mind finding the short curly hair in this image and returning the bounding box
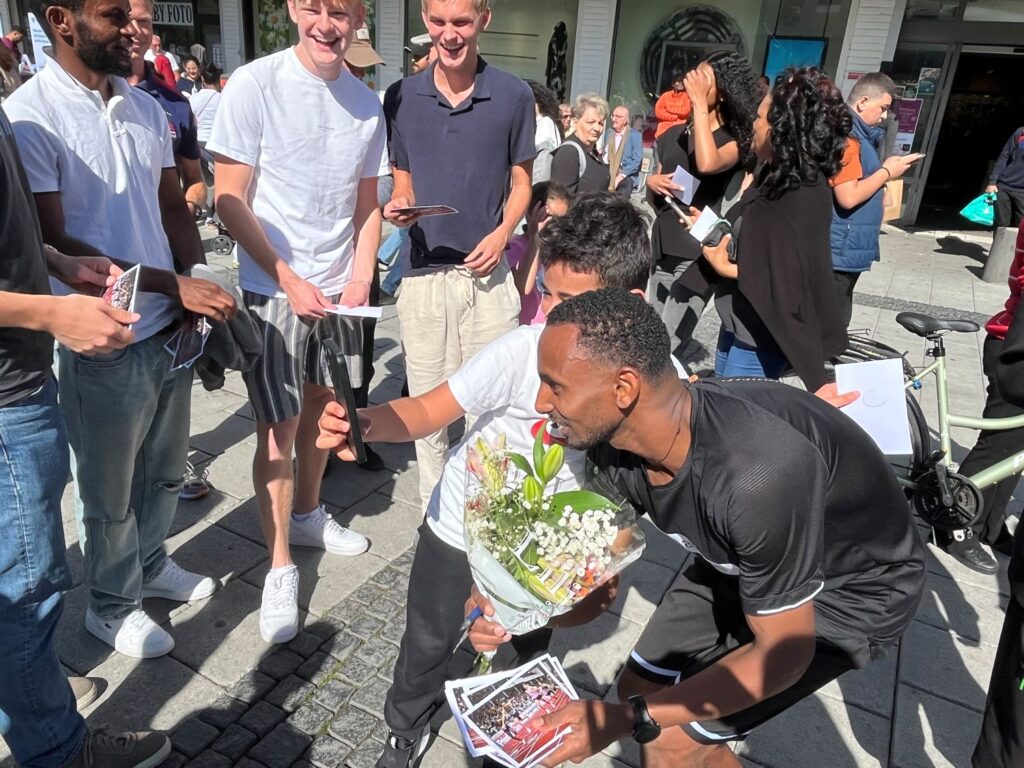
[706,51,763,172]
[526,79,561,127]
[545,288,673,380]
[761,67,851,200]
[539,192,651,292]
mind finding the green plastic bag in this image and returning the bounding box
[960,193,996,227]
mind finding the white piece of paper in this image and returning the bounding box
[834,358,913,455]
[326,305,384,320]
[670,166,701,205]
[687,207,723,242]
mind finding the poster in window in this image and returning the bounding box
[763,38,827,84]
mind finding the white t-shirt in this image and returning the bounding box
[189,88,221,144]
[144,49,179,71]
[4,59,178,342]
[431,325,589,551]
[206,48,387,297]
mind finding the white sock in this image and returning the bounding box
[268,564,296,576]
[291,507,318,522]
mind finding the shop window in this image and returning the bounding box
[254,0,295,56]
[963,0,1024,21]
[639,7,745,103]
[904,0,961,19]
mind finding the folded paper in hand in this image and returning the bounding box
[326,305,383,320]
[670,166,701,205]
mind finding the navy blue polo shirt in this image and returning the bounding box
[385,58,535,269]
[135,62,200,162]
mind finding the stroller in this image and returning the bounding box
[199,146,236,257]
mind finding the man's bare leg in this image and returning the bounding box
[253,417,300,568]
[618,667,741,768]
[294,383,333,515]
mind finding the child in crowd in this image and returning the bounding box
[506,181,573,325]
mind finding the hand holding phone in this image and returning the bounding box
[322,337,367,465]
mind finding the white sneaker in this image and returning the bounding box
[260,565,300,644]
[141,558,218,602]
[289,506,369,556]
[86,608,174,658]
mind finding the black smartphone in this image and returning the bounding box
[703,220,737,263]
[322,337,367,465]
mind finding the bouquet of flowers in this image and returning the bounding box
[463,423,645,636]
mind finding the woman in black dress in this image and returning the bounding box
[700,68,850,389]
[644,52,761,363]
[549,92,611,195]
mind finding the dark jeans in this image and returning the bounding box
[995,186,1024,229]
[954,334,1024,544]
[832,270,861,329]
[384,524,552,741]
[972,525,1024,767]
[0,379,87,767]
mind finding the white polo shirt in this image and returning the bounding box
[4,59,178,342]
[206,48,387,298]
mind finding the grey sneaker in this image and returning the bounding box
[67,728,170,767]
[375,729,430,768]
[69,676,98,710]
[179,461,210,501]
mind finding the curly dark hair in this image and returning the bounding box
[705,51,762,172]
[761,67,851,200]
[545,288,673,380]
[539,192,651,292]
[526,79,561,128]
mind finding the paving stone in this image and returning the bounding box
[210,724,258,762]
[185,750,233,768]
[390,547,415,574]
[248,722,315,766]
[326,599,367,626]
[548,611,643,697]
[355,634,397,669]
[333,492,423,560]
[294,761,314,768]
[313,678,355,713]
[288,701,334,736]
[369,720,388,743]
[899,621,990,713]
[344,739,384,768]
[290,630,327,658]
[307,735,352,768]
[234,760,267,768]
[258,648,305,680]
[161,519,266,590]
[297,651,340,684]
[368,566,408,591]
[172,718,220,758]
[891,686,983,768]
[197,695,249,729]
[349,581,389,605]
[345,612,385,639]
[158,752,190,768]
[336,655,378,685]
[321,631,361,661]
[349,677,391,718]
[379,614,407,646]
[417,734,480,768]
[237,701,287,738]
[266,674,316,713]
[227,671,277,705]
[329,706,381,746]
[306,615,348,639]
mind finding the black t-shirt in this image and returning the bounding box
[0,111,52,408]
[588,379,925,645]
[550,134,610,195]
[652,124,737,263]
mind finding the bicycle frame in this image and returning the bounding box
[906,339,1024,492]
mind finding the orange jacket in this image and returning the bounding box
[655,90,692,138]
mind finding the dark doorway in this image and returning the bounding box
[917,51,1024,229]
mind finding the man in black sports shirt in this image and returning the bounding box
[466,288,925,767]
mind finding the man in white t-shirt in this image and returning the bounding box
[209,0,387,645]
[144,33,179,78]
[316,194,653,768]
[5,0,236,662]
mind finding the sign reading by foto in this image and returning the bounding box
[154,2,195,27]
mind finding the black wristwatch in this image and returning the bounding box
[627,695,662,744]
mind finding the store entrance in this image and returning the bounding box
[916,50,1024,229]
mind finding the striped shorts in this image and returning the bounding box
[242,291,364,424]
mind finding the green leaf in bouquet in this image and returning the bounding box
[532,422,547,480]
[539,442,564,486]
[507,451,535,480]
[544,489,619,523]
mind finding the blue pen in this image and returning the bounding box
[452,606,484,657]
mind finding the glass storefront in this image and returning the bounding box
[404,0,579,101]
[152,0,223,69]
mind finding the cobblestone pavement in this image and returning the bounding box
[2,222,1017,768]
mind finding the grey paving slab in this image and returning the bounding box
[817,648,899,719]
[330,492,424,561]
[548,611,643,698]
[605,557,677,625]
[914,569,1010,646]
[890,686,984,768]
[162,519,267,592]
[898,620,991,713]
[189,414,258,457]
[201,441,261,500]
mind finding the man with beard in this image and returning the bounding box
[5,0,236,659]
[467,289,925,768]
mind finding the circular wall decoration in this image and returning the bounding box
[640,6,746,103]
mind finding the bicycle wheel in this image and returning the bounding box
[890,391,932,495]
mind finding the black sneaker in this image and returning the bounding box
[375,730,429,768]
[67,728,171,768]
[941,529,998,575]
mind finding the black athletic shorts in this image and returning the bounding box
[626,557,883,745]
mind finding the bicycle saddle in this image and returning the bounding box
[896,312,980,337]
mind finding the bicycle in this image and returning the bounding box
[878,311,1024,531]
